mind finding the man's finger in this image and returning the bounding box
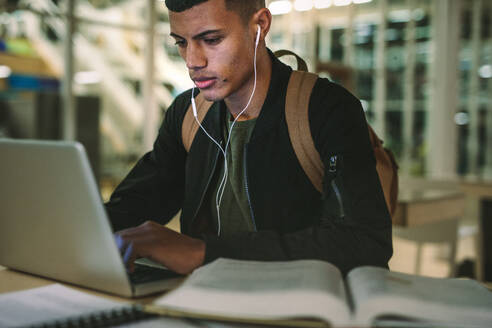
[123,242,136,273]
[114,233,131,258]
[114,234,124,250]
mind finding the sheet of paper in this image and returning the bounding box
[0,284,126,327]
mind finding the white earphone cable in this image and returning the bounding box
[191,25,261,236]
[215,31,259,235]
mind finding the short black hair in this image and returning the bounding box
[165,0,265,24]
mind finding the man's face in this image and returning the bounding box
[169,0,256,102]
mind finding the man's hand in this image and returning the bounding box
[114,221,205,275]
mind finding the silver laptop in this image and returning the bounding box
[0,139,184,297]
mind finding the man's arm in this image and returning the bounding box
[106,91,207,275]
[105,95,189,232]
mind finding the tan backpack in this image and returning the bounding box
[181,56,399,218]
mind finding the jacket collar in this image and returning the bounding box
[250,49,293,141]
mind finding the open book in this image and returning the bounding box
[146,258,492,328]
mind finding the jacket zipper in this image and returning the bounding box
[331,180,345,218]
[329,155,345,218]
[243,144,258,231]
[189,142,221,228]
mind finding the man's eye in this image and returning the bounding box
[174,40,186,47]
[204,37,221,45]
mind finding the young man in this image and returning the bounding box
[106,0,392,275]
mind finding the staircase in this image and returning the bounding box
[16,0,191,174]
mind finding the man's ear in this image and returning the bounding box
[252,7,272,43]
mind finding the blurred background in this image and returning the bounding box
[0,0,491,281]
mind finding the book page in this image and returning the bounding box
[0,284,127,327]
[152,258,351,326]
[347,266,492,327]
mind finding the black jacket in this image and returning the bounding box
[105,52,393,275]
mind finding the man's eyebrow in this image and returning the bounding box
[170,29,224,40]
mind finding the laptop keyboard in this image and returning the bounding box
[128,264,183,284]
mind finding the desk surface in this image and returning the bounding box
[459,179,492,283]
[0,265,158,305]
[460,179,492,198]
[394,189,465,226]
[0,266,218,327]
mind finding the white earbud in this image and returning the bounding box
[255,24,261,47]
[191,95,198,118]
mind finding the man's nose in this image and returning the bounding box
[185,45,207,70]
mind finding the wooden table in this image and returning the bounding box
[460,179,492,199]
[392,188,466,277]
[460,179,492,282]
[0,266,191,327]
[393,189,465,227]
[0,266,264,327]
[0,265,151,304]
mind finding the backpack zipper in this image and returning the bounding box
[243,144,258,231]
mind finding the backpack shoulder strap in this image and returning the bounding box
[285,70,399,216]
[274,49,309,72]
[182,93,214,152]
[285,70,324,193]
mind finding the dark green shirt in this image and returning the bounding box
[209,114,257,236]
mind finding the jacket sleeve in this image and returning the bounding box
[105,94,189,232]
[202,80,393,275]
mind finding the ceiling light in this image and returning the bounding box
[269,1,292,15]
[334,0,351,6]
[294,0,313,11]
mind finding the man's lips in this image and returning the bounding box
[193,77,217,89]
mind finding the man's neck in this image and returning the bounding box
[224,47,272,121]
